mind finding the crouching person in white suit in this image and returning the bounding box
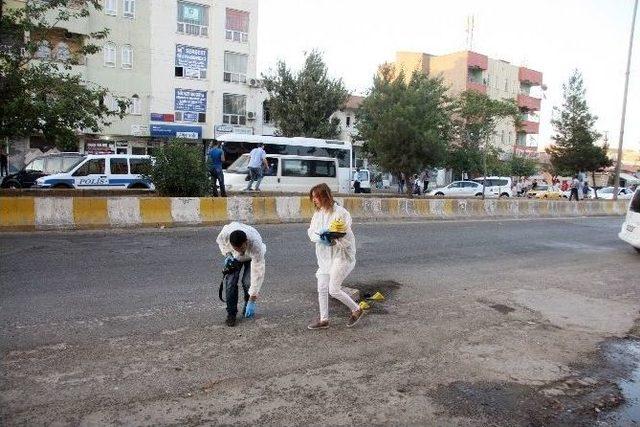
[307,183,364,330]
[216,222,266,327]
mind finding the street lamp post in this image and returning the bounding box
[613,0,638,200]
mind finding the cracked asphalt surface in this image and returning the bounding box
[1,217,639,425]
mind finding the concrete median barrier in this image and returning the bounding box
[0,196,630,231]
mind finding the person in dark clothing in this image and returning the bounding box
[207,140,226,197]
[569,176,580,201]
[0,147,8,177]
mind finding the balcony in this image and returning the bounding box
[467,51,488,70]
[519,67,543,86]
[519,120,539,134]
[517,94,541,111]
[466,81,487,94]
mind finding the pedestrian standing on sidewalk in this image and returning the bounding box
[0,147,7,177]
[307,183,363,330]
[245,143,268,192]
[216,222,267,327]
[569,175,580,201]
[422,170,430,193]
[207,140,226,197]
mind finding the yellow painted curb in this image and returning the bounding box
[252,197,278,222]
[0,197,35,230]
[300,197,316,219]
[73,197,108,228]
[139,198,172,226]
[200,198,228,224]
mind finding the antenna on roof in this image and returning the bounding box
[465,15,475,51]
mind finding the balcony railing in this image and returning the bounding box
[517,94,541,111]
[466,81,487,94]
[467,51,488,70]
[519,120,540,134]
[519,67,543,86]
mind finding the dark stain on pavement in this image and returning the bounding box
[489,304,516,315]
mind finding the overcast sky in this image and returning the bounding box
[257,0,640,151]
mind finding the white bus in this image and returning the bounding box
[216,134,353,193]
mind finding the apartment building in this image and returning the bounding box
[392,51,543,157]
[9,0,267,159]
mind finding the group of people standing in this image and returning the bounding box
[207,141,268,197]
[396,170,431,194]
[215,183,364,329]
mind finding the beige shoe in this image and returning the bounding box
[307,319,329,330]
[346,309,364,327]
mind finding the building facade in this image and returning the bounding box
[391,50,543,157]
[8,0,269,162]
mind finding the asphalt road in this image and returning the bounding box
[1,217,639,425]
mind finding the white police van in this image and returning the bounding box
[619,187,640,253]
[35,154,154,190]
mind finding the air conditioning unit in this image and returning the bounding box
[248,78,261,88]
[247,111,256,120]
[177,23,185,33]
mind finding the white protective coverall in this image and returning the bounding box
[216,222,266,297]
[307,203,359,320]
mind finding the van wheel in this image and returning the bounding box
[53,184,72,189]
[435,192,444,197]
[6,181,20,189]
[499,193,509,198]
[129,183,149,189]
[475,193,483,197]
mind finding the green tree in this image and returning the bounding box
[356,65,454,195]
[508,155,538,178]
[150,141,209,197]
[545,70,611,194]
[1,0,127,151]
[447,90,521,189]
[261,50,349,139]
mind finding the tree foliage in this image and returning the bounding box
[261,50,349,139]
[545,70,611,176]
[149,141,209,197]
[0,0,127,150]
[508,155,538,178]
[447,90,520,179]
[356,65,454,193]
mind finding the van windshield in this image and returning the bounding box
[227,154,250,173]
[62,157,85,172]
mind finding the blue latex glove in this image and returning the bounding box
[244,300,256,318]
[224,254,235,269]
[318,230,332,246]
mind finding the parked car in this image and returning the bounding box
[591,186,634,200]
[472,176,513,198]
[428,180,487,197]
[352,169,371,193]
[528,184,564,199]
[223,154,340,193]
[35,154,153,190]
[619,188,640,253]
[1,152,84,189]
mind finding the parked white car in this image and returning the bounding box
[352,169,371,193]
[428,180,487,197]
[472,176,513,198]
[619,188,640,253]
[592,187,635,200]
[35,155,154,190]
[223,154,339,193]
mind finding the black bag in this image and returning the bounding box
[218,259,243,302]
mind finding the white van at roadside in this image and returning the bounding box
[35,154,154,190]
[472,176,513,198]
[619,187,640,253]
[223,154,339,193]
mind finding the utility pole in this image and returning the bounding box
[613,0,638,200]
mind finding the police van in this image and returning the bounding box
[35,154,154,190]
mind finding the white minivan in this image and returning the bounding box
[35,154,154,190]
[619,188,640,253]
[473,176,513,198]
[223,154,339,193]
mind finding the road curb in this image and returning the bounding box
[0,196,630,231]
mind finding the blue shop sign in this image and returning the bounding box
[150,124,202,140]
[175,44,208,78]
[175,89,207,113]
